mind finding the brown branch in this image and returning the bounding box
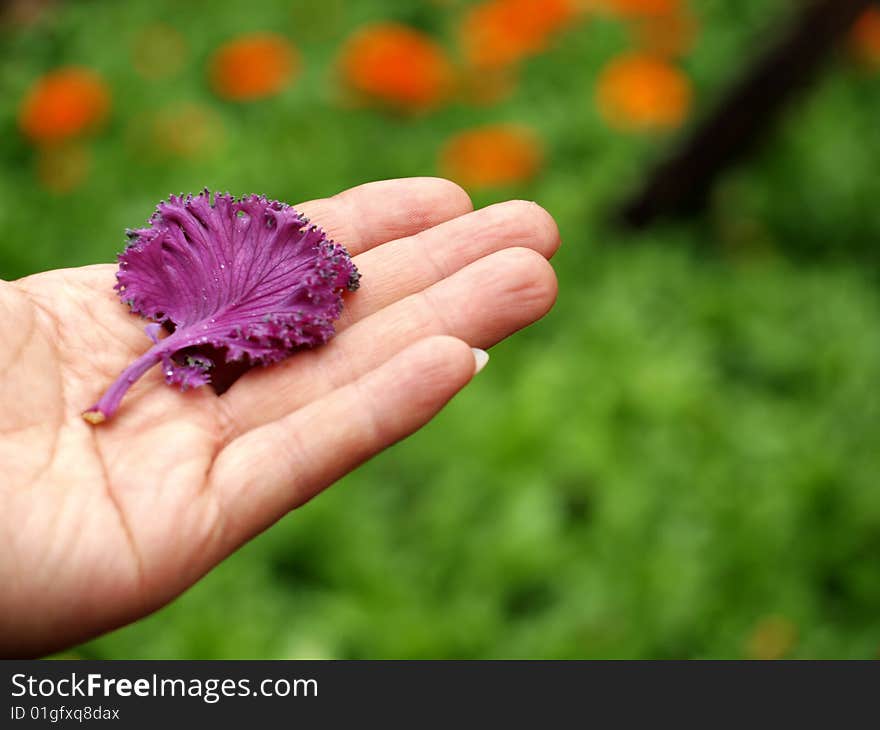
[618,0,874,229]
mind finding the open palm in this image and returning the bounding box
[0,178,559,658]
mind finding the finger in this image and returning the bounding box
[223,247,557,433]
[210,336,478,548]
[295,177,472,256]
[223,201,560,428]
[336,199,560,330]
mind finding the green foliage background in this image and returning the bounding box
[1,0,879,658]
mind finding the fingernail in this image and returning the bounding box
[471,348,490,374]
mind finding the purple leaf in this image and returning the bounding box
[83,191,359,424]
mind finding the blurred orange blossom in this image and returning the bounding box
[339,23,454,112]
[440,125,543,189]
[596,52,691,131]
[209,33,299,101]
[460,0,583,70]
[19,67,109,144]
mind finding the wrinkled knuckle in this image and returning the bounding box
[415,290,450,336]
[211,393,240,446]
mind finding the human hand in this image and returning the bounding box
[0,178,560,657]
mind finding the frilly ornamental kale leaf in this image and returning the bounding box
[83,191,360,424]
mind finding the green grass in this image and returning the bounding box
[3,0,880,658]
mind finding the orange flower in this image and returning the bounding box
[596,52,691,131]
[440,125,543,189]
[209,33,299,101]
[461,0,582,70]
[19,67,109,144]
[850,7,880,69]
[339,23,454,112]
